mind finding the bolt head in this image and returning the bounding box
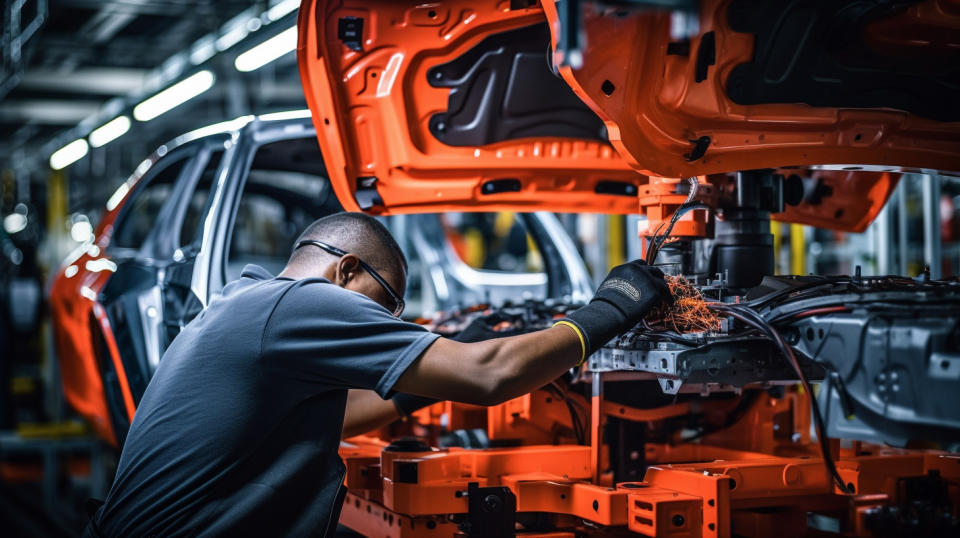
[483,494,502,512]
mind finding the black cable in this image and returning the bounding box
[744,274,957,312]
[708,302,853,494]
[566,399,586,444]
[545,380,588,445]
[645,177,707,265]
[644,202,711,265]
[678,389,763,444]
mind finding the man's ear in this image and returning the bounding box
[333,254,362,286]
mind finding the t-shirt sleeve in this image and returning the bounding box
[261,281,440,398]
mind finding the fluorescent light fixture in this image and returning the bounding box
[133,71,215,122]
[258,109,312,121]
[235,26,297,72]
[267,0,299,21]
[190,36,218,65]
[50,139,89,170]
[216,25,249,52]
[89,116,131,148]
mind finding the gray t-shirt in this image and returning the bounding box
[94,265,440,536]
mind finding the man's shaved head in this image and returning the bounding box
[288,212,407,278]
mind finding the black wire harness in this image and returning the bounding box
[644,177,709,265]
[707,301,854,494]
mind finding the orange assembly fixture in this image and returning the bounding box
[339,386,960,537]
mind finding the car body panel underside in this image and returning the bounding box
[297,0,953,237]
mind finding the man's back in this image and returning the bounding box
[94,265,438,536]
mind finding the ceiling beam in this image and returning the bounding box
[0,100,103,123]
[19,67,149,95]
[49,0,201,17]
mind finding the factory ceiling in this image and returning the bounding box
[0,0,305,183]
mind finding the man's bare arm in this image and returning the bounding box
[392,325,581,406]
[392,261,669,408]
[344,326,580,435]
[342,389,402,439]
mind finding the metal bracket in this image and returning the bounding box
[462,482,517,537]
[354,176,383,210]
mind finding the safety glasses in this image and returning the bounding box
[294,239,405,317]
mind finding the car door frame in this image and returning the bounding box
[193,117,319,301]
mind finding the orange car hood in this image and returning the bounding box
[297,1,939,234]
[540,0,960,178]
[297,0,644,215]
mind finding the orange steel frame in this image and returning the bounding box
[340,380,960,537]
[340,374,960,537]
[638,170,900,252]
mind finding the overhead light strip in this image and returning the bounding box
[266,0,299,22]
[40,0,302,167]
[89,116,131,148]
[50,139,89,170]
[216,25,249,52]
[235,26,297,72]
[133,71,216,122]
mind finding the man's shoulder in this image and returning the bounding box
[272,278,375,320]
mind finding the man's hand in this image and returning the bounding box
[593,261,670,321]
[559,261,670,357]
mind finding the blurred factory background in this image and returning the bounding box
[0,1,958,535]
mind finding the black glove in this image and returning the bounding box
[558,261,670,358]
[452,313,527,343]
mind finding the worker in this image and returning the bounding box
[83,212,669,537]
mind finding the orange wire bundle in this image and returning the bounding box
[647,275,724,333]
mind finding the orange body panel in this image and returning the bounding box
[297,0,644,216]
[49,164,153,447]
[773,170,899,233]
[541,0,960,179]
[50,254,117,445]
[298,0,909,234]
